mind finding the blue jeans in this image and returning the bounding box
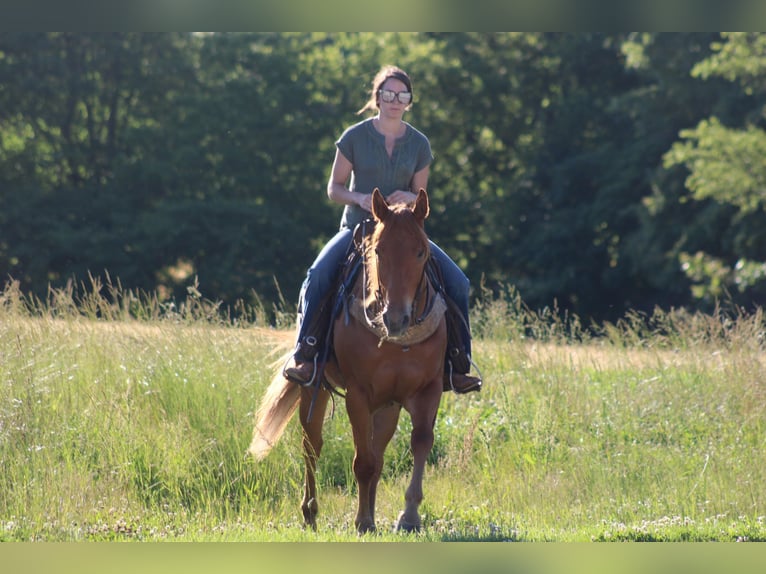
[296,228,473,360]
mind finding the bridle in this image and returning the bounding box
[361,229,439,341]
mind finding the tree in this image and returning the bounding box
[663,33,766,308]
[3,33,766,322]
[0,33,199,292]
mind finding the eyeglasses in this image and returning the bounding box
[378,89,412,104]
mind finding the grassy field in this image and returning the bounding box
[1,279,765,542]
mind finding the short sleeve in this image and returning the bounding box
[336,126,355,163]
[415,136,433,172]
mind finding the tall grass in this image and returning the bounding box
[0,279,764,541]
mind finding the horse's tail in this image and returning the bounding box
[249,355,301,461]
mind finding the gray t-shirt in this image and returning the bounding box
[336,117,434,230]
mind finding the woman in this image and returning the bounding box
[284,65,481,394]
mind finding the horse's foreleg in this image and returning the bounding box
[299,386,330,531]
[397,385,441,533]
[370,403,402,525]
[346,389,377,534]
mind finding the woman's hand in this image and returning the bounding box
[355,189,416,212]
[387,189,417,206]
[356,193,373,212]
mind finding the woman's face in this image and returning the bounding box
[377,77,411,117]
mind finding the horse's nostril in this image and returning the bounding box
[382,311,410,337]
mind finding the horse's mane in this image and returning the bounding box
[363,204,430,309]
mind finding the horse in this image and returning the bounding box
[249,187,448,534]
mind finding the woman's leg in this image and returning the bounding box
[429,241,482,394]
[297,228,353,344]
[286,228,353,385]
[429,241,471,357]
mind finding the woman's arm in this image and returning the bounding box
[327,148,372,212]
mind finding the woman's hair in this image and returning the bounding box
[357,65,413,115]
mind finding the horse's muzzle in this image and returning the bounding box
[382,307,411,338]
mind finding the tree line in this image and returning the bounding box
[1,32,765,323]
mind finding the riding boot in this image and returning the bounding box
[283,336,321,387]
[443,348,482,394]
[445,371,482,394]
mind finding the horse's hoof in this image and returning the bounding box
[356,521,377,535]
[303,521,317,532]
[395,511,421,533]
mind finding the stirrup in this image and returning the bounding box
[283,336,320,387]
[445,357,483,394]
[468,354,483,382]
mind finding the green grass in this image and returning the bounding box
[1,279,765,541]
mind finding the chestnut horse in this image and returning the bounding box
[250,188,447,534]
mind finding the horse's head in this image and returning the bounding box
[366,187,430,338]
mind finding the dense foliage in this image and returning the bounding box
[2,32,766,322]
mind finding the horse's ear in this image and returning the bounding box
[413,188,429,222]
[371,188,390,223]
